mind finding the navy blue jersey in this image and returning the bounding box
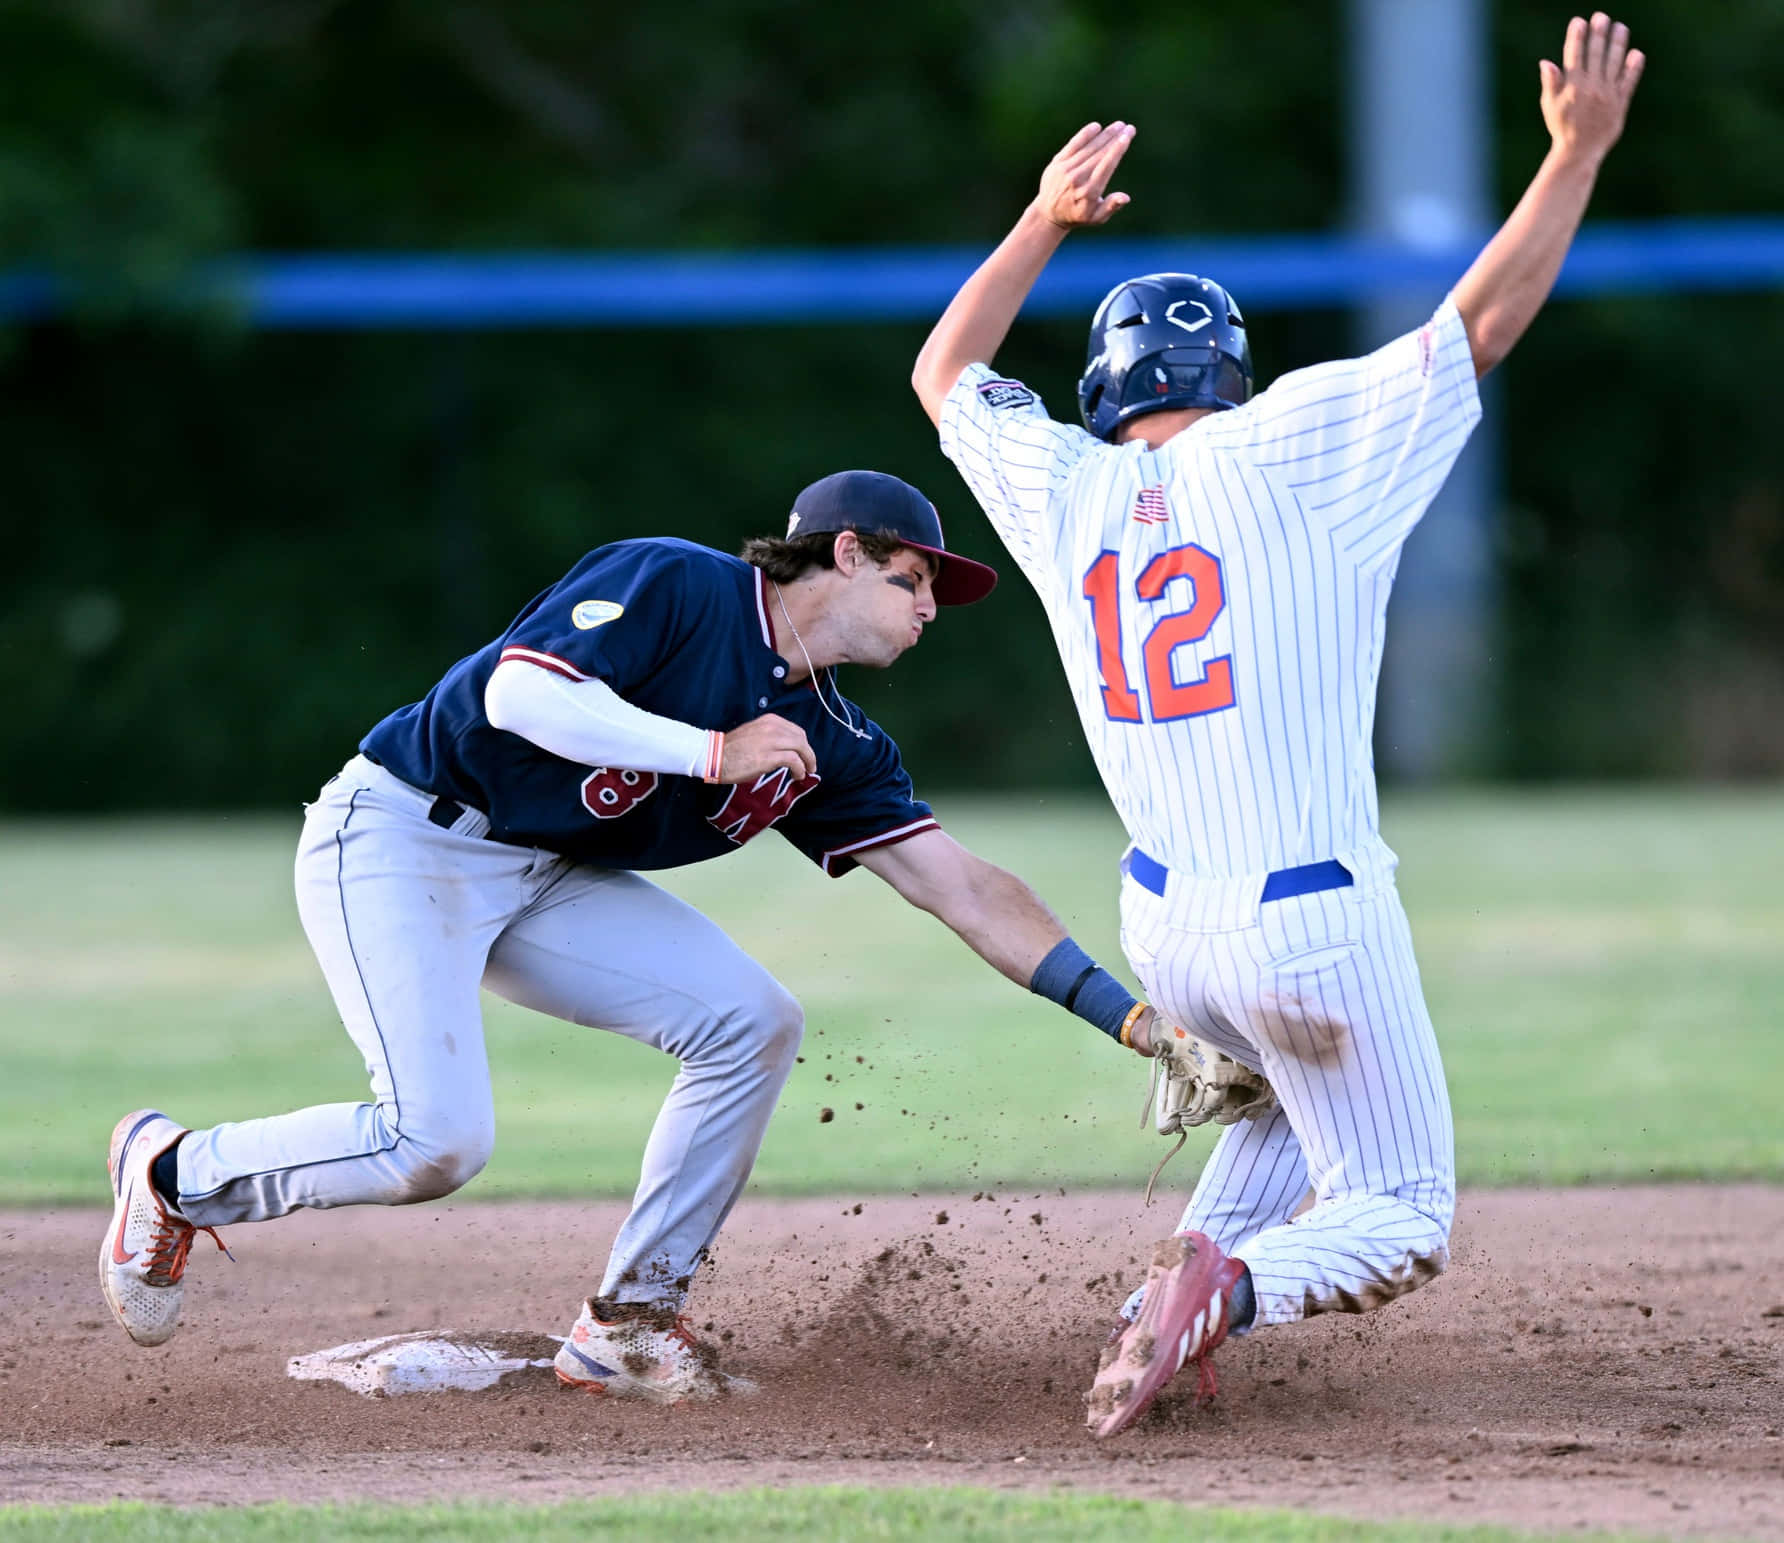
[361,539,938,875]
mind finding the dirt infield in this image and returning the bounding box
[5,1187,1783,1537]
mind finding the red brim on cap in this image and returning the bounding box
[905,542,999,607]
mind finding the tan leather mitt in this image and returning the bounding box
[1141,1024,1278,1203]
[1149,1026,1277,1134]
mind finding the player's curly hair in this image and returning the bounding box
[739,528,910,584]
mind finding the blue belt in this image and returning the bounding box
[1121,848,1353,902]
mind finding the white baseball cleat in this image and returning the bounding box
[99,1109,228,1347]
[553,1299,757,1404]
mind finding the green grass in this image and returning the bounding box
[3,788,1782,1205]
[0,1489,1696,1541]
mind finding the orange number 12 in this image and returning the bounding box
[1082,544,1236,723]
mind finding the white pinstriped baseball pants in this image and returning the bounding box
[1119,860,1454,1328]
[174,755,804,1308]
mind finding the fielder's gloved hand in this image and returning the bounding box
[1148,1026,1277,1134]
[1139,1022,1277,1203]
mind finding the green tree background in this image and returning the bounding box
[3,0,1781,810]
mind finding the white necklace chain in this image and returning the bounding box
[771,581,868,741]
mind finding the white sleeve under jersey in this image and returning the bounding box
[936,298,1482,886]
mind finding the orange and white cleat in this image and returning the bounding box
[553,1299,757,1404]
[98,1110,228,1347]
[1085,1229,1246,1438]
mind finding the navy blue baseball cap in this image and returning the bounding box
[787,470,998,607]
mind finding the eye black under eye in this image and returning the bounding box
[886,573,918,594]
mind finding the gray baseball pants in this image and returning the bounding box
[174,755,804,1307]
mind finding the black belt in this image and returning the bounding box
[427,796,469,831]
[362,753,476,833]
[1121,848,1353,902]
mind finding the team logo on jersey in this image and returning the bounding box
[571,600,625,631]
[977,379,1035,410]
[1133,484,1170,525]
[708,767,822,846]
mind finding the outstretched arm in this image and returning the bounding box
[911,121,1136,425]
[1453,12,1645,378]
[857,828,1159,1055]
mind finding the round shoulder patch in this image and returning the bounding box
[571,600,625,631]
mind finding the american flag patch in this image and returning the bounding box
[1132,484,1170,525]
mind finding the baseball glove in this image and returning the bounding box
[1140,1023,1277,1204]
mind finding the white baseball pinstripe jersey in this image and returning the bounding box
[940,298,1481,889]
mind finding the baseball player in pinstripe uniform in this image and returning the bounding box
[913,13,1644,1435]
[100,469,1183,1403]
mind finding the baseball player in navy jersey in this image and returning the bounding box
[913,14,1644,1436]
[100,468,1190,1403]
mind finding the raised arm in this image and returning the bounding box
[1453,12,1645,378]
[911,121,1136,425]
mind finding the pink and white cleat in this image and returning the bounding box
[98,1110,227,1347]
[553,1299,757,1404]
[1085,1229,1246,1438]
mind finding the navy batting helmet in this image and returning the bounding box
[1077,273,1253,441]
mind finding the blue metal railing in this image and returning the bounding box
[3,217,1780,328]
